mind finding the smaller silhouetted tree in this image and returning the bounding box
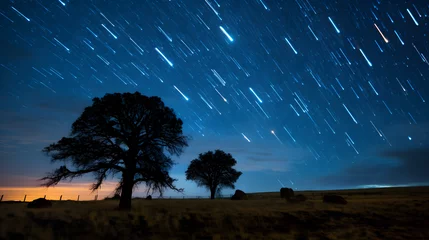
[185,149,242,199]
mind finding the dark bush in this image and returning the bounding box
[323,195,347,205]
[27,198,52,208]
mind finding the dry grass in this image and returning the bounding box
[1,186,429,240]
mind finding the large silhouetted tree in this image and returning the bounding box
[185,150,242,199]
[41,92,188,210]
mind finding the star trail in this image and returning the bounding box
[1,0,429,193]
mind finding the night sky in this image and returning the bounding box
[1,0,429,199]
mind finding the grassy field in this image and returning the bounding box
[1,186,429,240]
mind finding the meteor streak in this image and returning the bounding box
[343,103,358,124]
[284,37,298,54]
[173,85,189,101]
[219,26,234,42]
[359,49,372,67]
[11,6,30,21]
[155,47,174,67]
[101,24,117,39]
[328,16,340,33]
[407,8,419,26]
[374,24,389,43]
[241,133,251,142]
[249,87,263,103]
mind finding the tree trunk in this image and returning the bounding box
[119,171,135,210]
[210,187,216,200]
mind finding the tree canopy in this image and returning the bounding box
[41,92,188,209]
[185,149,242,199]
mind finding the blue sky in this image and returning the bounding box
[1,0,429,199]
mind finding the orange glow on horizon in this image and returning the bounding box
[0,181,149,201]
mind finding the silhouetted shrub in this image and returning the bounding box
[231,190,247,200]
[27,198,52,208]
[280,188,294,199]
[323,195,347,205]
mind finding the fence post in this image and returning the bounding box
[23,195,27,202]
[94,195,98,201]
[44,195,46,199]
[77,195,80,201]
[59,195,62,201]
[0,195,3,202]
